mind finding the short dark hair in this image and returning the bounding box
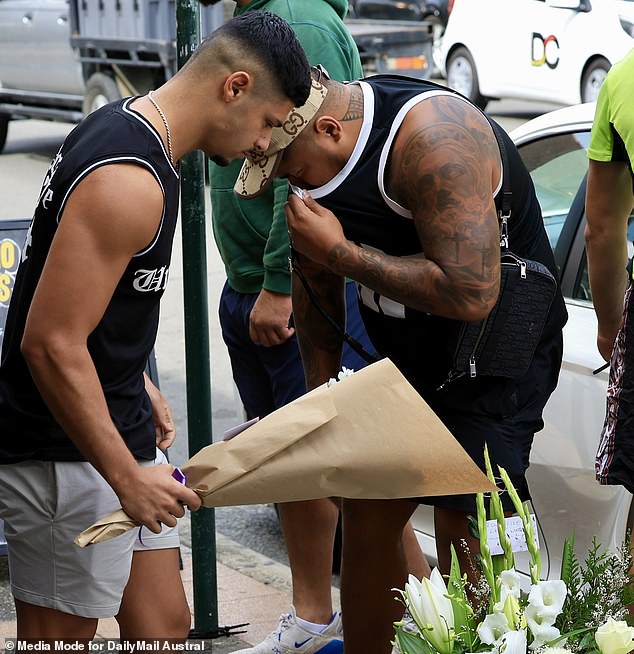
[214,11,311,107]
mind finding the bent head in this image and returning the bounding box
[235,75,356,198]
[183,11,312,162]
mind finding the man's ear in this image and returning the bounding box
[223,71,251,102]
[314,116,343,142]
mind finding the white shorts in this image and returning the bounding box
[0,449,180,618]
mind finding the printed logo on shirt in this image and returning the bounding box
[133,265,170,293]
[38,149,63,210]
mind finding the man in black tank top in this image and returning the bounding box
[236,73,567,654]
[0,12,312,642]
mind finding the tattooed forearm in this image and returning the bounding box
[347,94,503,320]
[327,238,500,322]
[291,265,345,389]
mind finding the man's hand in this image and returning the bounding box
[144,373,176,451]
[285,193,349,267]
[597,321,622,362]
[116,464,202,534]
[249,289,295,346]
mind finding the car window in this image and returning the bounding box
[518,130,591,250]
[573,213,634,302]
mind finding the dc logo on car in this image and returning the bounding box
[531,32,560,69]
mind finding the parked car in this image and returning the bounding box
[437,0,634,109]
[350,0,451,26]
[0,0,434,153]
[349,0,451,45]
[411,101,634,587]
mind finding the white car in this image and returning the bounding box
[412,101,634,585]
[437,0,634,109]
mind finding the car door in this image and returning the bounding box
[32,0,83,94]
[0,0,82,94]
[518,126,633,582]
[0,0,39,89]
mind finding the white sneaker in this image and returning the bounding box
[231,605,344,653]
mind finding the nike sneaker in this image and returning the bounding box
[231,604,343,653]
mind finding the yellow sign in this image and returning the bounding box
[0,238,21,307]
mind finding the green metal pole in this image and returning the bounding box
[176,0,219,637]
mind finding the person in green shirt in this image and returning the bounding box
[585,48,634,493]
[199,2,429,653]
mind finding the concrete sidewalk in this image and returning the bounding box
[0,530,341,653]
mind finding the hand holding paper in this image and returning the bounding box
[75,358,497,547]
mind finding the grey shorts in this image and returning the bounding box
[0,449,180,619]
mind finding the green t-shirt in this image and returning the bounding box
[210,0,363,295]
[588,48,634,177]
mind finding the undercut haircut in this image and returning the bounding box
[188,11,311,108]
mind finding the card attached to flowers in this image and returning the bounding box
[392,446,634,654]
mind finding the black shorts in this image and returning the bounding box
[415,331,564,514]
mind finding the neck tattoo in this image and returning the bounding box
[148,90,174,166]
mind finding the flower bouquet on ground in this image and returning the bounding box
[393,448,634,654]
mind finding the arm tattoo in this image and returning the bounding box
[329,97,502,320]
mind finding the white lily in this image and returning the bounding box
[478,611,511,646]
[404,569,455,654]
[527,580,567,618]
[528,622,562,650]
[497,629,527,654]
[499,569,521,604]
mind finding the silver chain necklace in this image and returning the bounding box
[148,90,174,166]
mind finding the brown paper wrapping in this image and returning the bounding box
[75,358,497,547]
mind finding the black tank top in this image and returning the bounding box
[0,97,179,462]
[312,76,567,396]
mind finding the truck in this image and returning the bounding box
[0,0,434,153]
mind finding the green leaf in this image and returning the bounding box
[448,545,476,649]
[467,515,480,540]
[560,530,576,587]
[395,626,437,654]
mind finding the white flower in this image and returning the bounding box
[497,629,527,654]
[327,366,355,386]
[528,623,561,650]
[524,579,567,646]
[478,612,511,646]
[404,569,455,654]
[500,569,521,603]
[527,580,567,618]
[595,618,634,654]
[541,648,573,654]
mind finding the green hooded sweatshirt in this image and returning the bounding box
[209,0,363,295]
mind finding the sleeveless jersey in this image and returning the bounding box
[311,75,567,396]
[0,97,180,462]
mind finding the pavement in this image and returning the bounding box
[0,526,342,652]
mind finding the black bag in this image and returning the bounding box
[440,122,557,388]
[443,250,556,386]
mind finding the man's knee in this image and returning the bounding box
[15,599,98,640]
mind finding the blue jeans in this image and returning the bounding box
[219,281,378,420]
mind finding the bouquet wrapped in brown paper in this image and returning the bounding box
[75,358,496,547]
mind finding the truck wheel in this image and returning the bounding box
[0,114,8,154]
[83,73,121,116]
[446,46,489,110]
[581,58,610,103]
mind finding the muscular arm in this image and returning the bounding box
[585,159,634,360]
[286,96,501,322]
[21,164,200,531]
[290,252,345,390]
